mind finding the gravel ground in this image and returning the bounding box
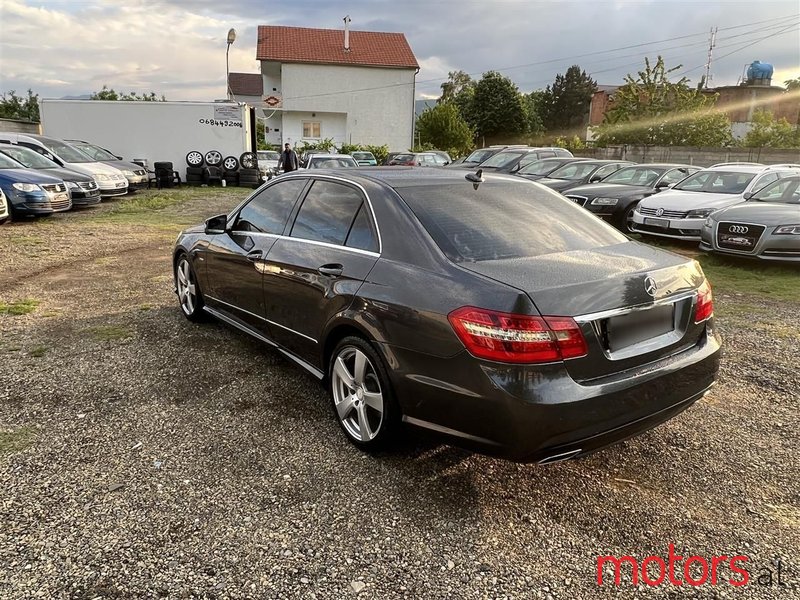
[0,189,798,599]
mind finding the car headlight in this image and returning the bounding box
[122,170,134,177]
[774,224,800,235]
[95,174,112,182]
[12,182,40,192]
[686,208,716,218]
[591,197,618,206]
[703,218,714,228]
[65,181,79,189]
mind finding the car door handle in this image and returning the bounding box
[246,249,263,262]
[318,263,343,277]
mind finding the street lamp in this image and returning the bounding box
[226,28,237,100]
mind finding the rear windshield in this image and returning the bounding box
[397,181,627,262]
[518,159,567,176]
[480,151,524,168]
[548,162,604,180]
[391,154,415,162]
[464,149,496,164]
[309,157,357,168]
[352,152,375,160]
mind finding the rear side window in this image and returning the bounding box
[398,181,626,262]
[291,180,367,246]
[234,178,306,233]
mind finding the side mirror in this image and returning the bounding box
[743,191,754,200]
[589,174,602,183]
[204,214,228,234]
[655,180,671,189]
[116,155,123,160]
[511,164,520,173]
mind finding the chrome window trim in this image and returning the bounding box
[228,229,380,258]
[205,294,318,344]
[574,290,696,323]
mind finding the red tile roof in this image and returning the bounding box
[256,26,418,69]
[228,73,263,97]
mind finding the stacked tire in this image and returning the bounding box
[186,151,205,186]
[238,152,261,188]
[185,149,264,188]
[222,156,240,187]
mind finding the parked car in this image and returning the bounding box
[257,150,280,177]
[0,152,70,216]
[428,150,452,165]
[65,140,148,189]
[304,154,359,169]
[0,133,128,198]
[515,157,592,181]
[450,145,529,168]
[478,147,574,174]
[0,187,8,225]
[172,169,720,462]
[563,164,700,233]
[0,144,101,207]
[536,160,634,193]
[351,151,377,166]
[631,164,800,241]
[700,175,800,262]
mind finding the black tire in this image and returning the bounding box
[154,161,173,171]
[186,166,204,176]
[619,202,639,234]
[222,156,239,172]
[328,336,399,451]
[240,152,258,170]
[174,253,205,322]
[0,217,8,226]
[186,151,204,167]
[204,151,223,167]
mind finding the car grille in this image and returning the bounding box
[41,183,67,194]
[78,181,99,191]
[639,206,688,219]
[50,194,71,211]
[716,222,765,253]
[565,195,588,206]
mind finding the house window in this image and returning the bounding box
[303,121,321,138]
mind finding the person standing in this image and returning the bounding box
[278,143,299,173]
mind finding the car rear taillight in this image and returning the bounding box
[694,280,713,324]
[447,307,588,364]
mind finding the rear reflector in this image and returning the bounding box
[448,307,588,364]
[694,280,714,324]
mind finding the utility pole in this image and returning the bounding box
[703,26,717,89]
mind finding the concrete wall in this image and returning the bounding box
[0,118,40,134]
[574,145,800,167]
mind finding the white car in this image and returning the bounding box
[631,163,800,240]
[0,133,129,198]
[257,150,280,177]
[304,154,359,169]
[0,187,8,224]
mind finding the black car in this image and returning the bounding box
[563,164,700,233]
[478,147,574,174]
[537,160,633,193]
[515,157,591,181]
[0,144,101,206]
[173,168,720,463]
[448,146,522,168]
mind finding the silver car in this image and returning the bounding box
[700,175,800,262]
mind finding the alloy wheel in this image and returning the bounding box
[331,346,384,442]
[176,257,197,316]
[186,150,204,167]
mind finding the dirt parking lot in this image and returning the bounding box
[0,188,798,599]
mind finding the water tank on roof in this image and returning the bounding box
[746,61,773,85]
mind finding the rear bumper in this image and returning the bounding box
[382,324,721,462]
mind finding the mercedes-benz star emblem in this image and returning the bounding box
[644,276,658,297]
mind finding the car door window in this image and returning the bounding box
[290,180,364,245]
[751,173,779,193]
[345,204,378,252]
[593,164,620,180]
[660,169,691,186]
[233,178,306,234]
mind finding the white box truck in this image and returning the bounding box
[39,100,255,176]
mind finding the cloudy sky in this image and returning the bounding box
[1,0,798,102]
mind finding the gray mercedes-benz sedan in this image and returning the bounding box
[700,175,800,262]
[173,168,721,463]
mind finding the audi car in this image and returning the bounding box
[536,160,633,193]
[632,164,800,240]
[478,147,574,174]
[700,175,800,262]
[0,144,101,207]
[515,157,589,182]
[172,168,720,463]
[563,164,699,233]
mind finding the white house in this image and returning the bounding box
[252,24,419,151]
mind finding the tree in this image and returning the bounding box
[523,90,546,138]
[439,70,477,133]
[0,89,40,122]
[416,102,474,157]
[470,71,528,141]
[784,77,800,92]
[594,56,733,147]
[540,65,596,133]
[91,85,165,101]
[742,109,799,148]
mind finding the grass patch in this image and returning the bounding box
[0,427,36,457]
[0,298,40,316]
[28,345,49,358]
[138,304,153,311]
[85,325,134,341]
[9,235,46,245]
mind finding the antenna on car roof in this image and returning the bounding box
[465,169,484,190]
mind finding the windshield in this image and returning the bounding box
[0,153,24,169]
[73,143,117,161]
[548,162,604,181]
[0,145,59,169]
[43,139,94,163]
[518,159,569,176]
[398,181,626,262]
[601,166,666,186]
[352,152,375,161]
[309,157,357,168]
[480,151,524,169]
[673,170,756,194]
[258,151,279,160]
[751,177,800,204]
[464,149,496,164]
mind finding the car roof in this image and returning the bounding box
[702,164,797,174]
[310,154,354,159]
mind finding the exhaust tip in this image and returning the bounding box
[538,449,582,465]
